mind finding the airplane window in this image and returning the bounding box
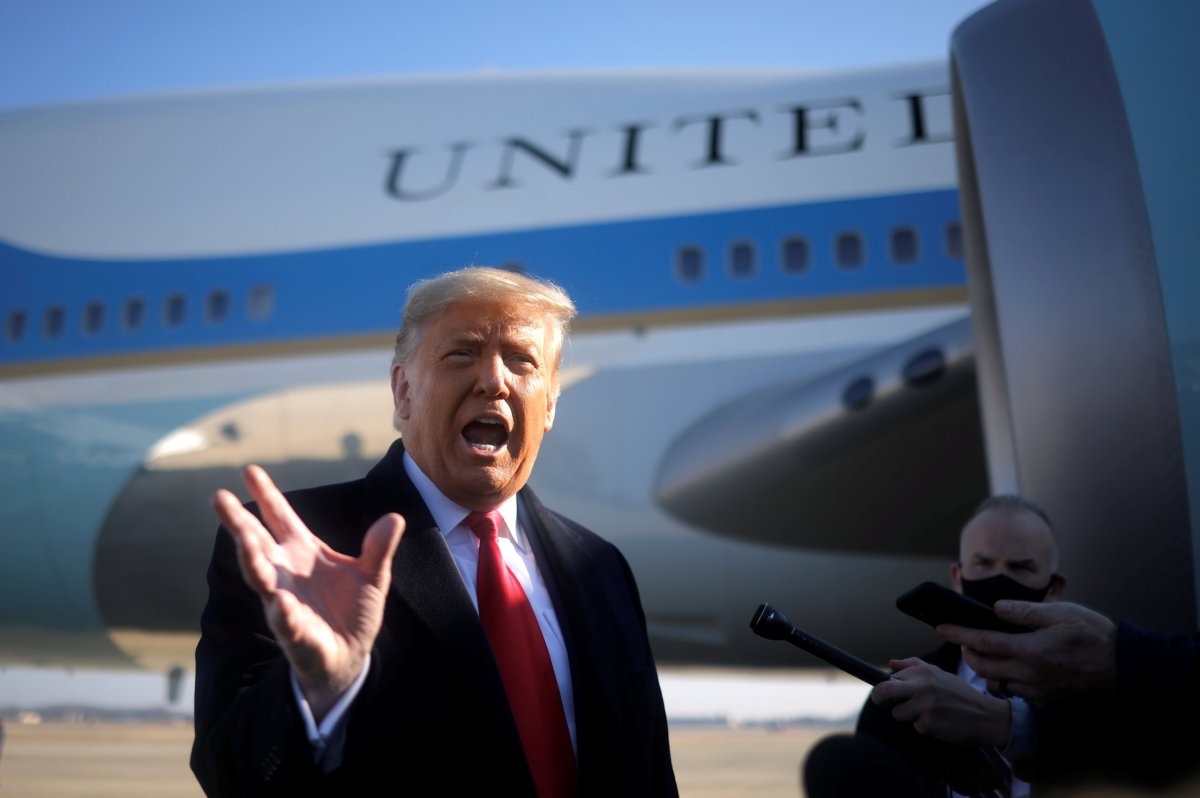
[676,246,704,283]
[207,290,230,324]
[835,232,865,269]
[728,241,756,278]
[842,376,874,410]
[123,298,146,331]
[165,294,186,328]
[890,228,919,264]
[43,306,65,339]
[83,302,105,335]
[247,284,274,321]
[781,237,811,274]
[903,348,946,387]
[5,310,27,343]
[945,222,964,261]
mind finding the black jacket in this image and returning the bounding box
[191,439,677,797]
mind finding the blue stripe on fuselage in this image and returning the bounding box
[1,189,963,367]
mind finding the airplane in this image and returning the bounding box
[0,59,988,698]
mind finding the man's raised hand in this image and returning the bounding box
[212,464,404,720]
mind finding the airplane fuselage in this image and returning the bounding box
[0,63,968,674]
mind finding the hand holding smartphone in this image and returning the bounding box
[896,581,1033,634]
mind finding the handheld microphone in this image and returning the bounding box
[754,602,1013,796]
[749,602,891,685]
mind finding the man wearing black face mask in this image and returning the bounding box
[850,495,1064,798]
[952,496,1064,612]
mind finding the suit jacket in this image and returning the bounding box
[191,439,677,797]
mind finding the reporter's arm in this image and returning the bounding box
[1114,621,1200,701]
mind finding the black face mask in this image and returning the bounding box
[959,572,1056,607]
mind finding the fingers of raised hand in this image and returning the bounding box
[243,464,312,547]
[267,589,320,649]
[360,513,406,584]
[214,489,280,594]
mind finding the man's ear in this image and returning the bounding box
[391,364,411,425]
[544,387,557,432]
[1046,573,1067,602]
[949,561,962,593]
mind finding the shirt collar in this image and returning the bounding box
[402,450,522,548]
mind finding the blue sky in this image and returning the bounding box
[0,0,990,709]
[1,0,991,111]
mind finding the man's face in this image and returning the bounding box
[390,299,558,511]
[950,509,1060,597]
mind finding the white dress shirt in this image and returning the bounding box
[294,452,576,756]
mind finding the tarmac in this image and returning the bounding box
[0,718,842,798]
[8,718,1197,797]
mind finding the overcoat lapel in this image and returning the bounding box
[517,486,601,670]
[366,441,527,760]
[518,487,616,783]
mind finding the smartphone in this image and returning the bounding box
[750,603,891,685]
[895,581,1033,634]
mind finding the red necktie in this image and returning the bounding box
[465,511,578,798]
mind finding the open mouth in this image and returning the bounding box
[462,418,509,453]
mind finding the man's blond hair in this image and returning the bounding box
[392,266,577,396]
